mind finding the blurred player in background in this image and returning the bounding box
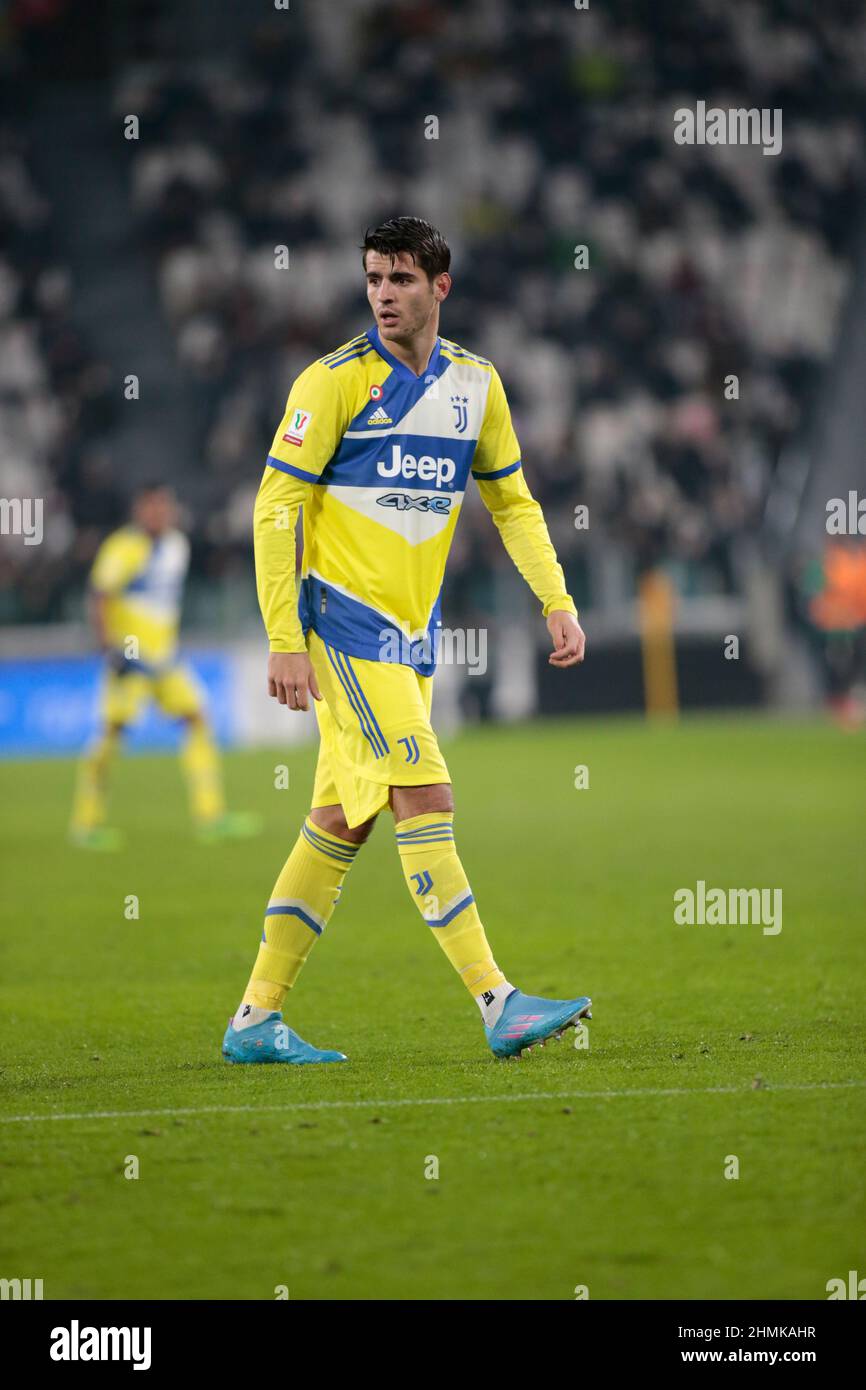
[222,216,592,1066]
[70,481,259,849]
[799,538,866,729]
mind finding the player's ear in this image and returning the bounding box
[435,272,452,303]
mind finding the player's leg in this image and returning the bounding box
[70,666,146,849]
[155,666,258,840]
[391,780,591,1058]
[223,804,376,1064]
[222,659,382,1064]
[297,641,516,1028]
[390,780,513,1014]
[180,710,262,841]
[70,720,127,849]
[389,666,591,1057]
[385,667,511,1016]
[236,801,376,1021]
[159,665,223,827]
[303,645,520,1030]
[179,710,224,826]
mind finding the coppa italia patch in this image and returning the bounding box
[282,407,312,446]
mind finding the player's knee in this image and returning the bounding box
[348,814,378,845]
[310,804,377,845]
[389,783,454,819]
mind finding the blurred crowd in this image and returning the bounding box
[2,0,866,624]
[0,111,120,623]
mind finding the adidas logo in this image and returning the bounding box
[367,406,392,426]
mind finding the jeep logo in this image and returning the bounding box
[376,444,456,488]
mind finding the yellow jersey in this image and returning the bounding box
[90,525,190,667]
[254,326,576,674]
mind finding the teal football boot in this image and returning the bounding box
[486,989,592,1059]
[222,1012,346,1064]
[197,811,263,845]
[69,826,124,852]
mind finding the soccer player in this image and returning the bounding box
[70,481,258,849]
[223,216,591,1064]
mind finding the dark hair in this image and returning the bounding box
[361,216,451,280]
[135,479,172,496]
[130,480,173,508]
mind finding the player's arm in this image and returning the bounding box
[88,532,149,668]
[472,367,585,668]
[254,467,317,709]
[254,360,347,711]
[87,590,110,650]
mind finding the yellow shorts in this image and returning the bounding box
[100,662,205,727]
[308,631,451,828]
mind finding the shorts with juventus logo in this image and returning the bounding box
[307,630,451,827]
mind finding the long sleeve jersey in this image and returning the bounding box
[254,324,576,676]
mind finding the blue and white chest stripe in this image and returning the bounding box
[320,358,493,544]
[124,532,189,615]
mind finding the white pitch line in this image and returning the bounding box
[0,1079,864,1126]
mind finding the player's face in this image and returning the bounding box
[365,250,449,343]
[134,489,177,536]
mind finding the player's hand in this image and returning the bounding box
[267,652,322,711]
[546,611,586,668]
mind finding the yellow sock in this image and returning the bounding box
[180,720,225,824]
[242,816,360,1012]
[395,812,505,996]
[71,728,120,831]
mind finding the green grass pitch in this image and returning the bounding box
[1,715,864,1300]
